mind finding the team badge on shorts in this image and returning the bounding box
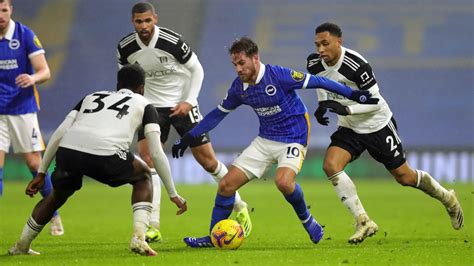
[291,70,304,82]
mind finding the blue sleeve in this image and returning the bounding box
[306,75,353,98]
[220,79,243,110]
[188,107,228,138]
[273,66,307,92]
[23,26,44,57]
[275,65,353,98]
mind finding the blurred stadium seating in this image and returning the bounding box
[7,0,473,182]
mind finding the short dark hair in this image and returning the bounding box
[0,0,12,5]
[132,1,155,15]
[228,37,259,57]
[315,22,342,37]
[117,64,145,92]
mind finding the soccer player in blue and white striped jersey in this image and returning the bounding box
[172,37,378,248]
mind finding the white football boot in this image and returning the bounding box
[8,243,40,255]
[50,215,65,236]
[445,190,464,230]
[348,214,378,244]
[130,235,157,256]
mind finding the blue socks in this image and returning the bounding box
[31,171,58,217]
[284,183,310,221]
[0,168,3,196]
[210,193,235,233]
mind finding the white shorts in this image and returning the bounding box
[232,136,307,180]
[0,113,45,153]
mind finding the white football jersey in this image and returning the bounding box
[117,26,194,107]
[59,89,156,155]
[307,47,392,134]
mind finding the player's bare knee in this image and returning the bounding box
[394,173,416,186]
[24,154,42,171]
[217,179,236,196]
[200,159,218,173]
[322,159,341,176]
[275,178,293,195]
[194,153,218,172]
[52,190,73,207]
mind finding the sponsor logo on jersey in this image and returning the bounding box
[307,58,321,68]
[158,56,168,64]
[265,85,277,96]
[291,70,304,82]
[9,39,20,50]
[33,36,43,49]
[0,59,19,70]
[254,105,282,116]
[146,68,177,77]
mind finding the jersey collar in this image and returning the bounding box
[118,88,134,94]
[4,19,15,41]
[243,62,265,91]
[321,46,346,70]
[136,25,159,49]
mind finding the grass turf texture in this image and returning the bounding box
[0,179,472,265]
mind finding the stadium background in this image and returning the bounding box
[5,0,473,183]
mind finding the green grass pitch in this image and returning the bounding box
[0,179,472,265]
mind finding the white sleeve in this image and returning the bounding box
[144,123,178,198]
[182,53,204,106]
[346,104,382,115]
[316,88,328,101]
[38,111,78,174]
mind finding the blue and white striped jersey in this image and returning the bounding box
[0,20,45,114]
[219,63,311,146]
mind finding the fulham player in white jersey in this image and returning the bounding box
[306,22,464,244]
[7,65,187,256]
[116,2,251,241]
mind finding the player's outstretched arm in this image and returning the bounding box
[145,124,187,215]
[172,107,228,158]
[305,75,379,104]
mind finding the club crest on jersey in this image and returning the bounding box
[265,85,277,96]
[158,56,168,64]
[291,70,304,82]
[9,39,20,50]
[33,36,43,49]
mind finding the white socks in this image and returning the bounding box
[415,170,451,207]
[132,202,152,240]
[149,168,161,229]
[329,171,366,218]
[17,217,44,250]
[211,161,246,212]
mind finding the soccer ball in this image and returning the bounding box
[211,219,245,250]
